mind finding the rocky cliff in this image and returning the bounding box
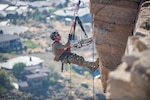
[90,0,150,99]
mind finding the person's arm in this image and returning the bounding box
[61,40,70,50]
[55,34,72,50]
[60,34,72,49]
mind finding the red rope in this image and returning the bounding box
[69,4,80,34]
[69,1,80,100]
[70,64,72,100]
[68,3,80,53]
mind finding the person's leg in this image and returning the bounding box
[67,53,99,72]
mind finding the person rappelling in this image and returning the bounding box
[50,31,99,72]
[50,0,99,72]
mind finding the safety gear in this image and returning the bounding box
[72,16,88,40]
[68,34,73,40]
[50,31,58,40]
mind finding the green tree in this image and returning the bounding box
[0,70,11,93]
[12,62,26,78]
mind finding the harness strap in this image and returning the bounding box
[72,16,88,41]
[61,53,71,72]
[76,16,88,38]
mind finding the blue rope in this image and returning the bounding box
[92,37,95,100]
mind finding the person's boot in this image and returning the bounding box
[83,62,93,72]
[93,58,99,71]
[89,58,99,72]
[82,58,99,72]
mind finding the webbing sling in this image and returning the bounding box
[72,16,88,40]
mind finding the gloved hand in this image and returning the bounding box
[68,34,73,40]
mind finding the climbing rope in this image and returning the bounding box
[67,63,72,100]
[92,37,95,100]
[69,0,81,35]
[68,1,81,100]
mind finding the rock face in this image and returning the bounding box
[90,0,140,70]
[90,0,150,99]
[107,0,150,99]
[131,51,150,98]
[90,0,142,93]
[108,47,150,100]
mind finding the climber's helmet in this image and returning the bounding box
[50,31,59,40]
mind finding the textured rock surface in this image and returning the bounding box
[90,0,141,93]
[131,50,150,97]
[90,0,150,99]
[107,0,150,100]
[90,0,140,70]
[107,49,150,100]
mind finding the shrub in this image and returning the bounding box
[12,62,26,78]
[83,71,90,77]
[0,70,11,93]
[24,40,38,49]
[81,83,88,89]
